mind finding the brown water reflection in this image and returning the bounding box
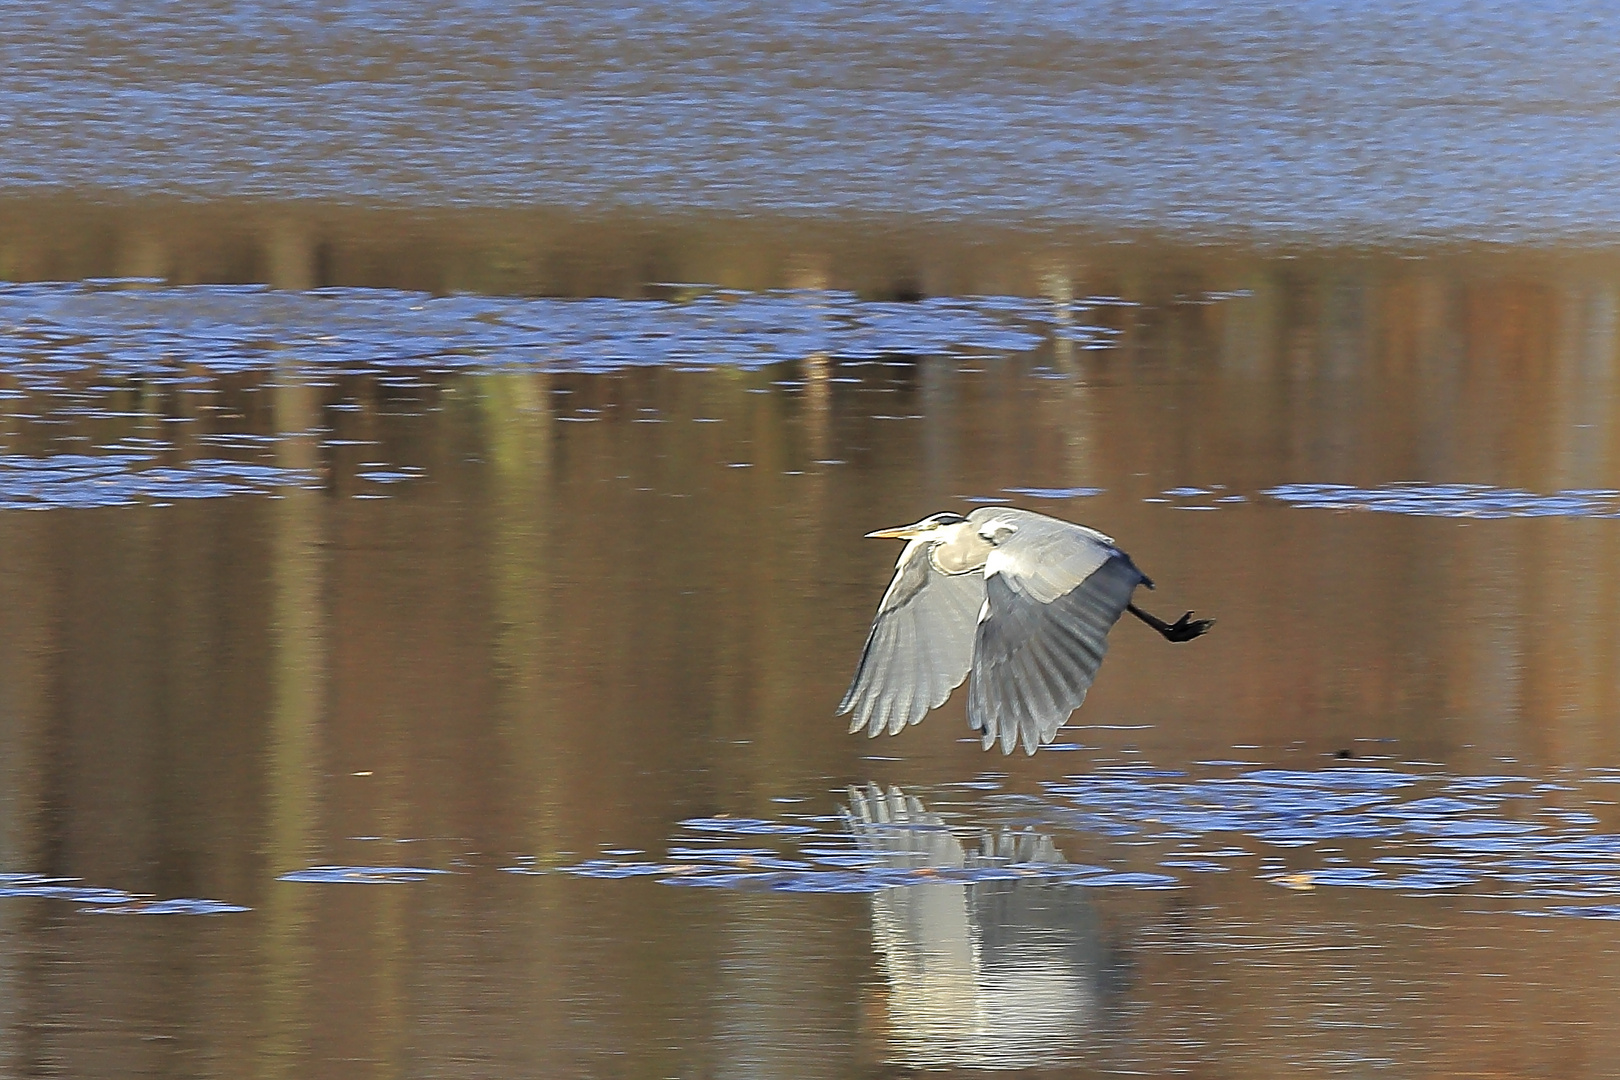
[0,196,1142,298]
[2,253,1620,1075]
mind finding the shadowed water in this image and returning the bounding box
[3,252,1620,1077]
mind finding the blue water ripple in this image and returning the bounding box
[0,452,318,509]
[678,817,818,836]
[278,865,452,884]
[0,873,249,914]
[527,765,1620,916]
[1267,482,1620,519]
[0,282,1108,392]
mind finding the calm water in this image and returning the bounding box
[2,256,1620,1076]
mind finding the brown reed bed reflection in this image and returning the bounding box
[12,195,1620,303]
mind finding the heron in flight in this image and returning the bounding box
[839,507,1213,754]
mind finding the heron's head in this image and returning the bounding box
[864,511,968,541]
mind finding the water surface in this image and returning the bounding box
[8,0,1620,242]
[2,256,1620,1076]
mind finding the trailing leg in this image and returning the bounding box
[1127,603,1215,643]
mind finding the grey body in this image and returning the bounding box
[839,507,1161,755]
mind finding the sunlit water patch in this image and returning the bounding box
[1040,766,1620,914]
[0,280,1150,510]
[0,873,249,915]
[1003,485,1106,500]
[0,282,1120,394]
[548,786,1177,894]
[278,865,454,884]
[1148,484,1249,510]
[548,769,1620,918]
[0,452,317,509]
[1132,483,1620,516]
[1267,483,1620,518]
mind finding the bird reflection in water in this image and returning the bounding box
[843,784,1127,1070]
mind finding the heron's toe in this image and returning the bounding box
[1167,611,1216,642]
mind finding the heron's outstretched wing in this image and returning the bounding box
[840,539,987,737]
[966,513,1147,754]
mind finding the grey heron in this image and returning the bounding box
[839,507,1213,754]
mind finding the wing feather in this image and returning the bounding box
[967,551,1146,755]
[1022,637,1073,706]
[966,507,1119,603]
[840,538,987,737]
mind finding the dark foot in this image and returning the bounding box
[1162,611,1215,642]
[1127,602,1215,642]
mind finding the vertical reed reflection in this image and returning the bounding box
[1517,270,1620,765]
[481,370,558,859]
[478,370,568,1068]
[0,507,52,1077]
[259,364,326,1076]
[265,218,318,292]
[1039,257,1077,374]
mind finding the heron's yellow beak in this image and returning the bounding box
[864,524,923,540]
